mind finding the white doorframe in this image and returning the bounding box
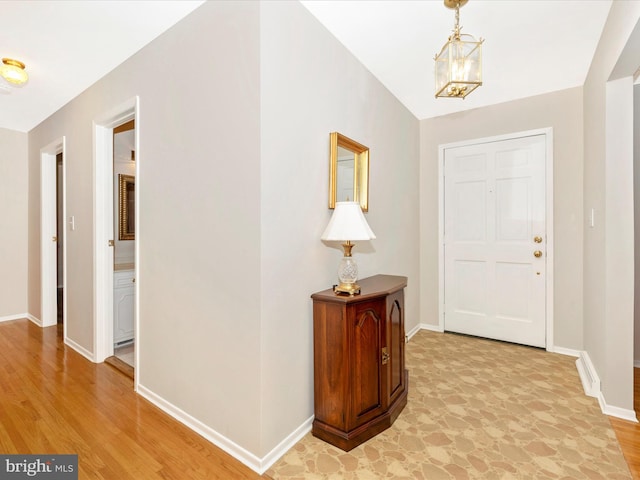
[93,97,139,375]
[438,127,555,350]
[40,137,66,330]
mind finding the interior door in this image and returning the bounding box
[443,134,546,347]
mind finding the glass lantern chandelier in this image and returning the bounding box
[434,0,483,99]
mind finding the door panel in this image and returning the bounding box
[350,301,384,428]
[387,290,405,404]
[444,134,546,348]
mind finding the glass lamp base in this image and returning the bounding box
[335,256,360,295]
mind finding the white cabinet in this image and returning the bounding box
[114,270,135,344]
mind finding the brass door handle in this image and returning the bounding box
[52,236,58,242]
[534,236,543,243]
[534,250,543,258]
[381,347,389,365]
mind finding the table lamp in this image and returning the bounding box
[321,201,376,295]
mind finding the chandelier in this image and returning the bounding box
[434,0,483,99]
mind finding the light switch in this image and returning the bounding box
[590,208,595,228]
[68,216,75,231]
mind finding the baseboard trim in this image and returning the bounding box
[576,351,600,398]
[64,337,95,363]
[551,346,580,358]
[27,314,42,326]
[420,323,444,333]
[406,323,444,341]
[634,360,640,368]
[261,415,313,473]
[137,384,263,473]
[0,313,30,324]
[603,402,638,422]
[576,350,638,423]
[406,324,421,340]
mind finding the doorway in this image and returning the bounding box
[56,152,64,324]
[439,128,554,349]
[40,137,66,331]
[93,97,139,387]
[111,119,136,373]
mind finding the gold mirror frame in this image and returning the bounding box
[329,132,369,212]
[118,174,135,240]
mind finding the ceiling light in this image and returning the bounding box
[1,58,28,86]
[434,0,483,99]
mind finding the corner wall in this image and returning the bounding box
[258,1,420,458]
[0,128,28,320]
[420,87,584,350]
[583,3,640,413]
[28,0,263,457]
[25,0,421,468]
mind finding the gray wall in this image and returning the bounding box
[420,87,584,350]
[258,1,420,453]
[0,128,28,319]
[26,0,420,461]
[583,2,640,411]
[28,0,263,455]
[23,0,640,464]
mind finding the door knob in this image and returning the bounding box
[534,236,543,243]
[52,236,57,242]
[534,250,543,258]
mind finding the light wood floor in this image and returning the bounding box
[610,367,640,479]
[0,320,264,479]
[2,319,639,479]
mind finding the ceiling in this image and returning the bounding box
[0,0,205,133]
[1,0,612,133]
[300,0,613,120]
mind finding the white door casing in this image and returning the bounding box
[93,97,138,371]
[440,130,553,349]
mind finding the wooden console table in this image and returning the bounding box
[311,274,408,451]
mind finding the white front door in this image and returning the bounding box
[443,134,547,348]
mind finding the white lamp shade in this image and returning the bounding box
[321,201,376,241]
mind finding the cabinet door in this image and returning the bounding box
[348,299,385,429]
[386,289,405,405]
[114,285,135,343]
[313,301,348,430]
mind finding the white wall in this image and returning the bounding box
[259,1,420,456]
[0,128,28,319]
[420,87,584,350]
[583,2,640,412]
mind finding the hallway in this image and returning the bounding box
[0,319,263,479]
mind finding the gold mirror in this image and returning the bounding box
[329,132,369,211]
[118,174,135,240]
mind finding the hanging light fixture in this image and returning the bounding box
[434,0,483,99]
[0,58,28,86]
